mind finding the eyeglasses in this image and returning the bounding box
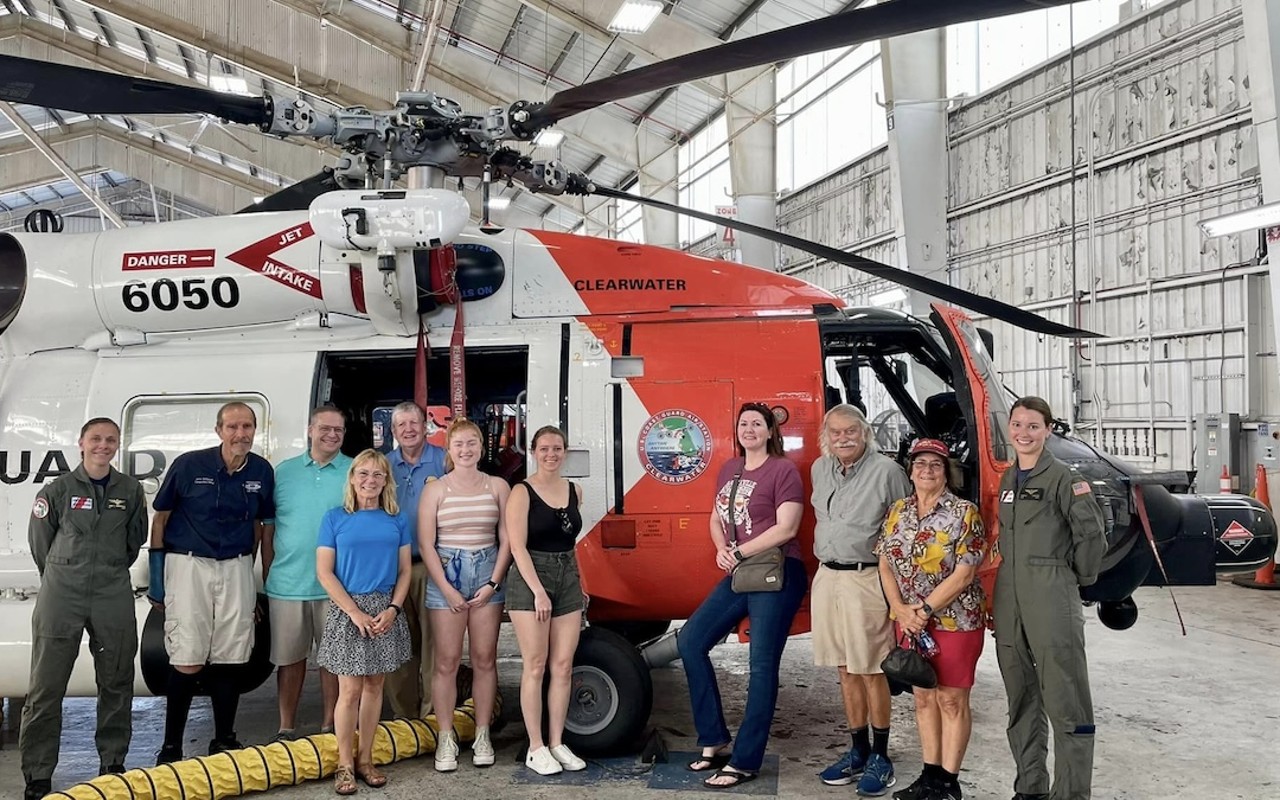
[556,509,575,535]
[354,469,388,480]
[315,425,346,435]
[912,461,946,472]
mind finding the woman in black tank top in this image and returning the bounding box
[503,426,587,775]
[520,476,581,552]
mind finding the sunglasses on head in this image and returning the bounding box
[739,402,775,422]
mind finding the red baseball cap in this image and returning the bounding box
[908,438,950,459]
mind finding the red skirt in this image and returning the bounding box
[896,624,985,689]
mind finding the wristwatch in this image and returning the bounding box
[921,602,934,617]
[486,580,502,592]
[731,547,744,563]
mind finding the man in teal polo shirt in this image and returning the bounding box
[262,406,353,740]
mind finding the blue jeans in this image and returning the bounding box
[677,556,808,773]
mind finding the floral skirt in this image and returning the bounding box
[316,590,411,676]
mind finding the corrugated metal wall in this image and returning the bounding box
[778,147,899,302]
[780,0,1268,471]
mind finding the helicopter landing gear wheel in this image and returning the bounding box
[561,627,653,755]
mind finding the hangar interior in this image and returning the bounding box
[0,0,1277,482]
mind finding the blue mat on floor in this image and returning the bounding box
[511,751,779,794]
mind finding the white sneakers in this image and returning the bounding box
[525,745,562,775]
[438,731,585,775]
[472,726,495,767]
[550,744,587,771]
[435,729,459,772]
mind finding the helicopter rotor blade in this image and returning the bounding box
[530,0,1077,128]
[593,186,1100,339]
[0,55,270,127]
[237,169,338,214]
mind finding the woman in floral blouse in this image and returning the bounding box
[876,438,988,800]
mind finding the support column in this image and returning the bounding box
[726,70,777,269]
[637,136,679,249]
[1241,0,1280,421]
[881,29,949,318]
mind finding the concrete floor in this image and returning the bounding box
[0,580,1276,799]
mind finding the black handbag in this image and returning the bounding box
[725,468,785,593]
[880,633,937,689]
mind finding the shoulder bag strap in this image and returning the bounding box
[725,469,744,546]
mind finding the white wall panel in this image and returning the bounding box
[776,0,1267,471]
[777,147,896,280]
[947,0,1264,469]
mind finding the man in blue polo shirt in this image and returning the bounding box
[262,406,352,740]
[384,401,447,719]
[147,401,275,764]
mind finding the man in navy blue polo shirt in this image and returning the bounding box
[147,401,275,764]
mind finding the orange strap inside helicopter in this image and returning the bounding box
[1131,484,1187,636]
[414,246,467,420]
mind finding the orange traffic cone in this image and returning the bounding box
[1232,463,1278,590]
[1219,464,1233,493]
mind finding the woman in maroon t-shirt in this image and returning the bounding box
[678,402,809,789]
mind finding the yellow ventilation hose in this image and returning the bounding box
[48,698,495,800]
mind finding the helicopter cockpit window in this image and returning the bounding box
[820,319,978,500]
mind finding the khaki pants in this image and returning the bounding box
[383,560,433,718]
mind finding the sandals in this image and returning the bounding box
[334,765,357,796]
[355,762,388,788]
[703,767,759,789]
[687,744,733,772]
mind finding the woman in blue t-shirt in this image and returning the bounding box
[316,449,412,795]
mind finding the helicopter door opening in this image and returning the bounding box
[818,311,978,501]
[318,348,529,482]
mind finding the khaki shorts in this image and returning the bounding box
[506,550,584,618]
[811,564,894,672]
[268,597,328,665]
[164,553,255,667]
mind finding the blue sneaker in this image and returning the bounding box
[819,748,866,786]
[857,753,896,796]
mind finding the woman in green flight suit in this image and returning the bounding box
[993,396,1105,800]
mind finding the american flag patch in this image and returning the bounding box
[1072,481,1091,496]
[70,496,93,510]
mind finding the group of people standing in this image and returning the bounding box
[679,398,1105,800]
[19,401,591,798]
[20,393,1105,800]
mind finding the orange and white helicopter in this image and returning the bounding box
[0,0,1273,753]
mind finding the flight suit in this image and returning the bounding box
[993,451,1106,800]
[21,466,148,781]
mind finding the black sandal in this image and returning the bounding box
[703,767,758,789]
[686,743,732,772]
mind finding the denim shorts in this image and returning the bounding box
[425,545,505,609]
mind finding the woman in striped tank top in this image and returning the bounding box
[417,418,512,772]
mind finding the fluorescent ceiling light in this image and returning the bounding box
[534,128,565,148]
[209,75,249,95]
[607,0,664,34]
[870,287,907,307]
[1199,201,1280,238]
[488,196,511,211]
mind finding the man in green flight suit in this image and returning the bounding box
[21,417,148,800]
[994,397,1106,800]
